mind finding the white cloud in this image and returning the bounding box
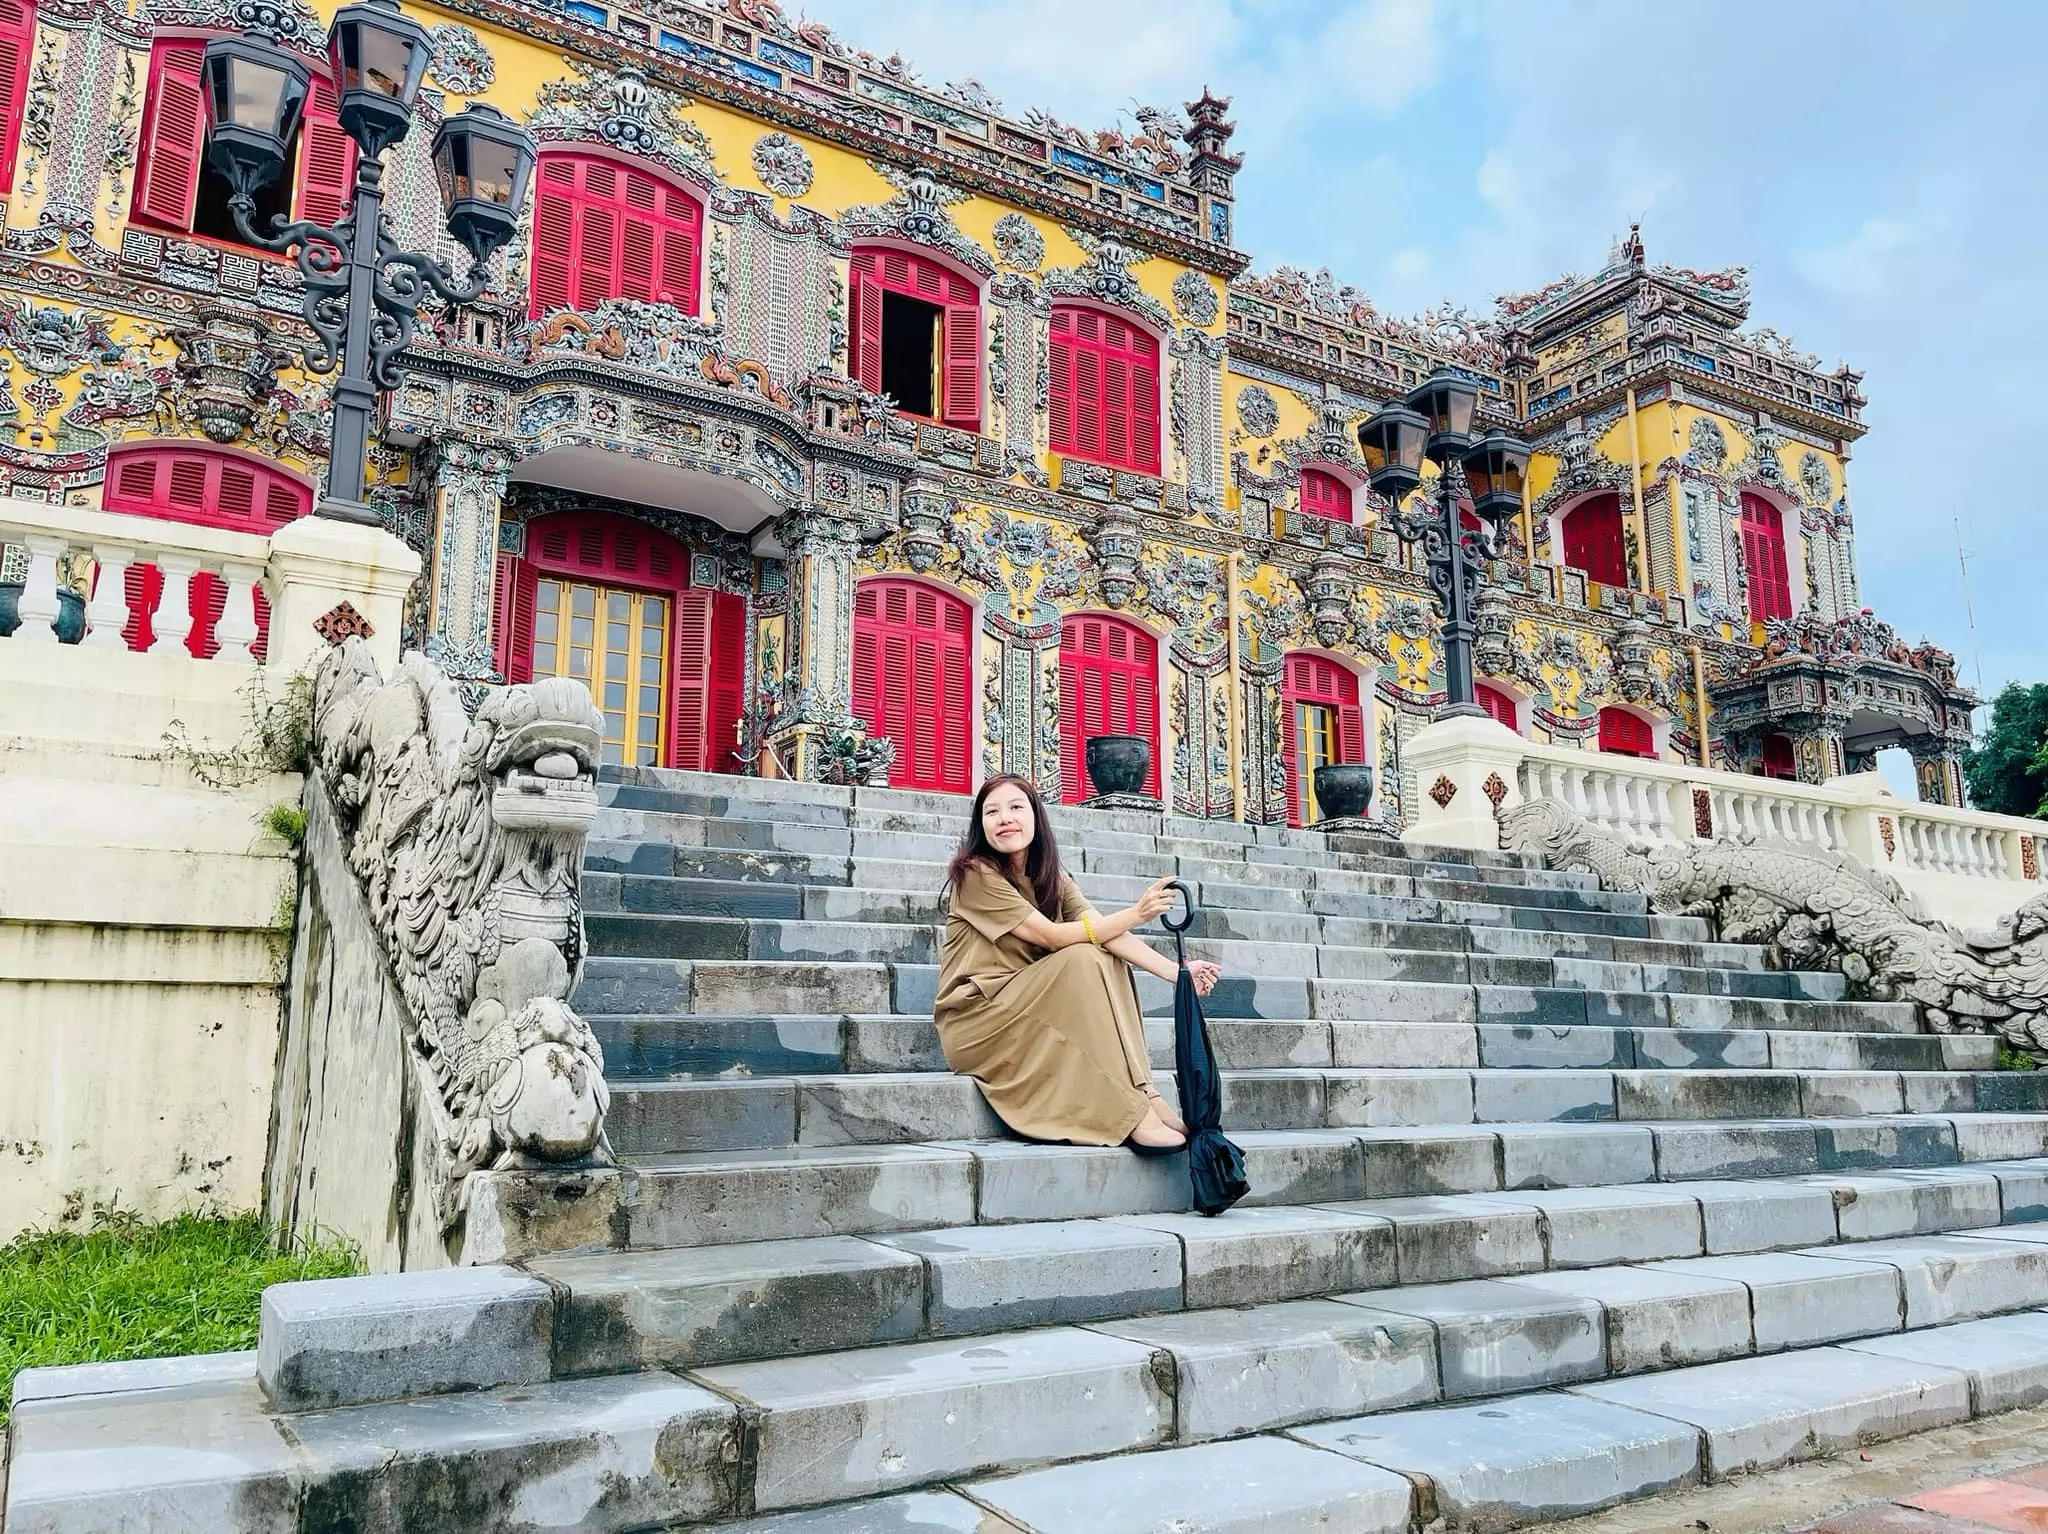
[1791,216,1937,301]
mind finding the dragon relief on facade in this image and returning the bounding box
[311,639,611,1224]
[1500,797,2048,1057]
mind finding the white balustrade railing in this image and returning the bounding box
[1,499,271,663]
[1404,714,2048,924]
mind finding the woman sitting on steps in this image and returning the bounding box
[935,773,1222,1154]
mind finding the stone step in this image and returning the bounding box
[590,1011,2001,1082]
[612,1116,2048,1250]
[602,1066,2048,1154]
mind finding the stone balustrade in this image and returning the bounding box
[1407,714,2048,928]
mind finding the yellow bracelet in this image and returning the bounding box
[1081,912,1100,946]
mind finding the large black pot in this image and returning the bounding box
[0,582,86,644]
[1313,762,1375,821]
[1084,733,1151,797]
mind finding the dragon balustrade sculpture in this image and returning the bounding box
[1498,796,2048,1057]
[311,639,611,1223]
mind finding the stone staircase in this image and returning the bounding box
[17,767,2048,1531]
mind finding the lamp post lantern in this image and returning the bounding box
[1359,370,1530,719]
[200,0,534,526]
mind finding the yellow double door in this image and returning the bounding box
[531,576,670,767]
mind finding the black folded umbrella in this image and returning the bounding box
[1162,879,1248,1217]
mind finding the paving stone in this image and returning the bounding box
[1800,1072,1908,1117]
[967,1433,1415,1532]
[965,1141,1192,1223]
[1644,1252,1903,1352]
[1983,1158,2048,1221]
[1292,1390,1700,1533]
[1800,1234,2048,1326]
[1657,1179,1842,1253]
[1356,1127,1501,1198]
[1813,1117,1960,1171]
[1954,1114,2048,1163]
[795,1074,1003,1146]
[1838,1310,2048,1415]
[628,1146,976,1248]
[1309,980,1477,1024]
[1093,1300,1438,1440]
[1326,1195,1545,1284]
[1476,1024,1633,1071]
[1323,1069,1475,1127]
[1902,1073,1977,1114]
[1615,1070,1802,1122]
[1651,1121,1821,1180]
[1631,1027,1773,1072]
[1504,1266,1753,1374]
[257,1265,554,1413]
[696,1327,1170,1511]
[1353,1277,1604,1396]
[877,1221,1180,1334]
[1473,1069,1616,1124]
[530,1237,925,1374]
[1500,1185,1704,1267]
[607,1079,798,1154]
[1329,1021,1479,1069]
[1111,1206,1393,1308]
[1574,1345,1971,1478]
[1496,1123,1655,1189]
[8,1350,256,1409]
[707,1490,1014,1532]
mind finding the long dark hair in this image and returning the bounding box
[947,773,1066,919]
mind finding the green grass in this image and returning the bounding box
[0,1211,358,1426]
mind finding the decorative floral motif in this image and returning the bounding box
[1799,450,1833,506]
[1693,787,1713,839]
[843,164,992,277]
[1687,416,1727,471]
[2026,838,2041,882]
[1482,773,1508,808]
[1172,270,1218,326]
[313,601,373,645]
[1879,816,1896,860]
[426,22,494,95]
[1236,384,1278,439]
[528,65,719,183]
[750,132,814,197]
[1429,774,1457,809]
[991,212,1044,272]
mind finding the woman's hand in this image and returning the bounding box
[1187,959,1222,997]
[1124,877,1177,926]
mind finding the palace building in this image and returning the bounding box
[0,0,1981,822]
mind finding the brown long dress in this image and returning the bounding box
[934,861,1154,1145]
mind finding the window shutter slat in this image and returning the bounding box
[853,269,883,394]
[296,80,355,228]
[1048,303,1161,475]
[0,0,32,197]
[1059,612,1157,804]
[671,589,713,771]
[852,577,973,794]
[941,303,979,430]
[134,46,205,231]
[529,151,702,318]
[705,591,747,775]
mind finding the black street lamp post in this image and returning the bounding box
[200,0,535,525]
[1358,371,1530,719]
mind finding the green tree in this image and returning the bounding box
[1962,682,2048,818]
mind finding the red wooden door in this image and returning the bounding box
[0,0,35,195]
[1281,652,1365,827]
[1598,707,1656,759]
[848,247,980,432]
[1299,467,1353,523]
[1476,684,1519,732]
[1562,493,1628,589]
[1761,734,1797,780]
[529,151,703,317]
[1739,493,1794,622]
[851,578,974,794]
[1058,613,1159,803]
[1049,304,1160,475]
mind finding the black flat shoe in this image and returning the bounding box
[1125,1134,1187,1158]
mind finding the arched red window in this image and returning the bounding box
[852,578,974,794]
[1058,613,1159,803]
[1761,733,1797,780]
[850,247,979,432]
[132,40,351,241]
[1476,684,1519,733]
[495,509,743,772]
[1562,493,1629,589]
[1281,652,1366,828]
[1299,467,1353,523]
[103,444,308,658]
[0,0,35,196]
[1049,304,1160,476]
[1740,493,1794,623]
[528,150,703,318]
[1597,706,1656,759]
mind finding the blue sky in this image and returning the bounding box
[802,0,2046,718]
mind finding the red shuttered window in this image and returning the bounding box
[852,577,974,795]
[1761,733,1797,780]
[1476,684,1520,733]
[1280,652,1366,828]
[132,40,351,239]
[848,247,980,432]
[1058,613,1159,804]
[1562,493,1629,590]
[1740,493,1794,623]
[1299,467,1353,523]
[0,0,33,195]
[528,151,703,318]
[1049,304,1160,476]
[1598,707,1656,760]
[103,444,307,658]
[671,587,747,774]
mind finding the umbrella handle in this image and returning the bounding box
[1162,879,1195,967]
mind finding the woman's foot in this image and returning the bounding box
[1127,1102,1187,1152]
[1144,1088,1188,1136]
